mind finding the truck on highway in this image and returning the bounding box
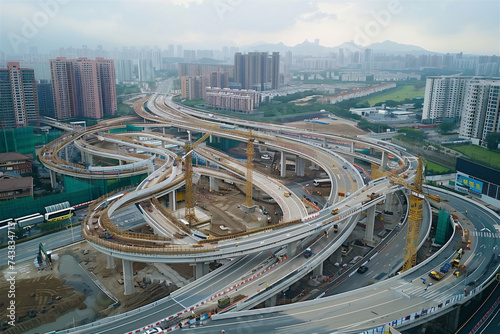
[429,262,451,280]
[451,248,464,267]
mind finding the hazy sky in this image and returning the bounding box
[1,0,499,55]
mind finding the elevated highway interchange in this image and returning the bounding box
[41,91,500,334]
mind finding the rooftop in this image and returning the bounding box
[0,152,33,163]
[0,177,33,192]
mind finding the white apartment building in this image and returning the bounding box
[459,79,500,146]
[422,75,469,122]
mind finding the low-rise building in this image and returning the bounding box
[0,152,34,175]
[0,173,33,200]
[205,87,261,114]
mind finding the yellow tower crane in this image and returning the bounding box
[371,156,440,272]
[183,132,211,225]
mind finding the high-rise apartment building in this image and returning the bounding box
[284,51,292,76]
[459,79,500,146]
[138,59,154,82]
[177,63,234,79]
[168,45,175,58]
[180,76,207,100]
[50,57,117,120]
[96,58,118,117]
[178,64,232,100]
[115,59,134,82]
[0,62,40,129]
[234,52,280,91]
[36,79,55,118]
[50,57,76,120]
[422,75,470,123]
[271,52,280,90]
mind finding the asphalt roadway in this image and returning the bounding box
[178,187,500,333]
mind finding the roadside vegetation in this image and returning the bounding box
[425,161,455,176]
[445,144,500,169]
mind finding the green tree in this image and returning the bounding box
[14,227,26,239]
[115,102,135,117]
[437,122,457,134]
[485,132,500,150]
[399,127,425,142]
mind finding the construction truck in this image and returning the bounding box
[429,262,451,280]
[451,248,464,267]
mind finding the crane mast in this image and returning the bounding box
[371,156,440,272]
[184,132,211,225]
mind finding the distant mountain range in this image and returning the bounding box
[241,39,437,56]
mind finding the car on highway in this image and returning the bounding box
[144,327,163,334]
[357,266,368,274]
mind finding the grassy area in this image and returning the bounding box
[446,144,500,169]
[425,161,454,175]
[361,84,425,106]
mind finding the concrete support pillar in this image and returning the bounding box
[381,151,388,169]
[64,146,69,160]
[295,156,305,177]
[163,127,166,134]
[209,176,219,192]
[119,159,122,166]
[106,255,115,269]
[384,192,393,212]
[323,137,327,147]
[209,135,213,143]
[49,170,57,189]
[312,261,323,277]
[350,142,354,153]
[122,259,135,295]
[264,294,277,307]
[167,191,176,211]
[287,241,298,257]
[280,151,286,178]
[365,206,376,242]
[194,262,210,280]
[81,151,90,165]
[188,131,192,142]
[167,192,173,210]
[80,151,86,164]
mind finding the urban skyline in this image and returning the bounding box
[1,0,499,56]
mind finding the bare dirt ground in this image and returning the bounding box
[0,180,279,333]
[0,261,86,334]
